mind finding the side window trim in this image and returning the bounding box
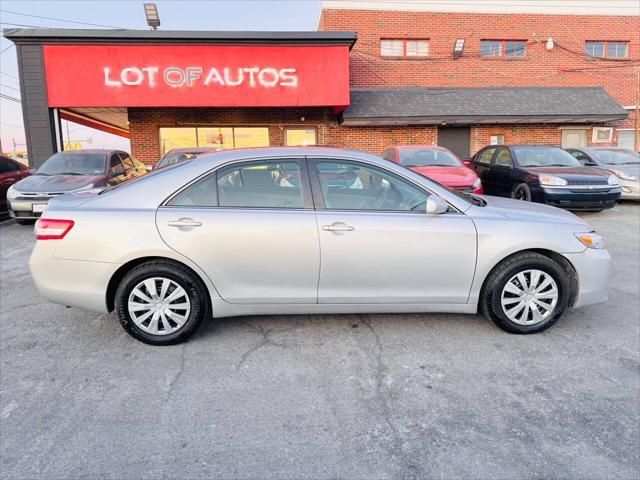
[493,148,513,168]
[110,153,123,172]
[306,156,438,214]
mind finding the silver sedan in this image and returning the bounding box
[29,147,611,345]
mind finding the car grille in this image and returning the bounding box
[567,180,608,186]
[15,192,65,201]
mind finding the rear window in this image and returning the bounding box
[99,159,194,195]
[398,149,461,167]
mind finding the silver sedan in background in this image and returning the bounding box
[29,147,611,345]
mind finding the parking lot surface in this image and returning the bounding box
[1,205,639,480]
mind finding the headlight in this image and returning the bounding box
[73,183,94,192]
[575,232,604,249]
[607,174,619,186]
[472,177,481,189]
[6,185,19,200]
[539,175,568,186]
[608,169,637,182]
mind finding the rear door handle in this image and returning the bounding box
[167,218,202,228]
[322,222,355,232]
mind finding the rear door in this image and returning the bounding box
[156,157,320,304]
[470,147,497,194]
[309,157,477,304]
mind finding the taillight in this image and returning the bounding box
[34,218,75,240]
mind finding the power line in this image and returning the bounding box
[0,83,20,92]
[0,44,14,55]
[0,121,23,128]
[0,71,18,80]
[0,93,21,103]
[0,21,48,28]
[0,9,121,29]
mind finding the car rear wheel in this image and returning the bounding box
[480,252,569,334]
[115,261,208,345]
[512,183,532,202]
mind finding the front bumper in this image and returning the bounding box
[9,197,53,219]
[540,186,621,210]
[617,179,640,200]
[563,248,612,308]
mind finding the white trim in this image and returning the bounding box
[623,105,638,110]
[321,0,640,16]
[616,128,635,131]
[592,127,613,143]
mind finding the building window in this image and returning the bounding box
[285,128,317,146]
[585,41,628,59]
[159,127,270,154]
[490,134,505,145]
[381,39,429,58]
[480,40,525,57]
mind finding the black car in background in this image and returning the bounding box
[469,145,621,211]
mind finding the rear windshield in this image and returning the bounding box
[157,152,202,169]
[37,152,106,176]
[398,149,461,167]
[588,149,640,165]
[99,159,194,194]
[512,147,582,168]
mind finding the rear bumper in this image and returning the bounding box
[540,186,620,210]
[29,242,117,313]
[563,248,612,308]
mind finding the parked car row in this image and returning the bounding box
[381,144,638,211]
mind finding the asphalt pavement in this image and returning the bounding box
[1,204,638,479]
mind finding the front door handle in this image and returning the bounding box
[167,218,202,228]
[322,222,355,232]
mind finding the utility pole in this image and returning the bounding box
[635,65,639,152]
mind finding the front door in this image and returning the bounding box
[438,127,471,160]
[156,158,319,304]
[488,147,515,196]
[310,158,477,304]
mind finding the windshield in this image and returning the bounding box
[398,149,461,167]
[157,151,201,169]
[513,147,582,168]
[37,152,106,176]
[588,149,640,165]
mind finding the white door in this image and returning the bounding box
[156,158,320,304]
[310,158,477,304]
[561,129,587,148]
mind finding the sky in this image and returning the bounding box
[0,0,322,157]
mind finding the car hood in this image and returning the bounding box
[409,166,477,186]
[13,174,104,193]
[603,164,640,177]
[479,195,591,227]
[524,166,609,182]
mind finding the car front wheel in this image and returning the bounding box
[115,261,208,345]
[481,252,570,334]
[512,183,532,202]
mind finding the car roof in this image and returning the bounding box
[165,147,221,154]
[390,145,450,151]
[54,149,126,154]
[191,146,380,164]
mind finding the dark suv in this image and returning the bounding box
[468,145,620,211]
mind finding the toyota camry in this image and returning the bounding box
[29,147,611,345]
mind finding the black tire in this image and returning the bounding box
[115,260,208,345]
[480,252,570,334]
[512,183,532,202]
[16,218,35,225]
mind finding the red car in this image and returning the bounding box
[382,145,483,194]
[0,155,30,217]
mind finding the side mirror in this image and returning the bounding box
[463,161,472,167]
[111,167,125,177]
[426,194,449,214]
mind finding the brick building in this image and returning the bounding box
[5,0,639,167]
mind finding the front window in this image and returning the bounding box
[159,127,269,155]
[481,40,525,57]
[398,149,461,167]
[588,149,640,165]
[314,160,429,211]
[381,39,429,57]
[285,128,317,146]
[37,152,106,176]
[512,147,583,168]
